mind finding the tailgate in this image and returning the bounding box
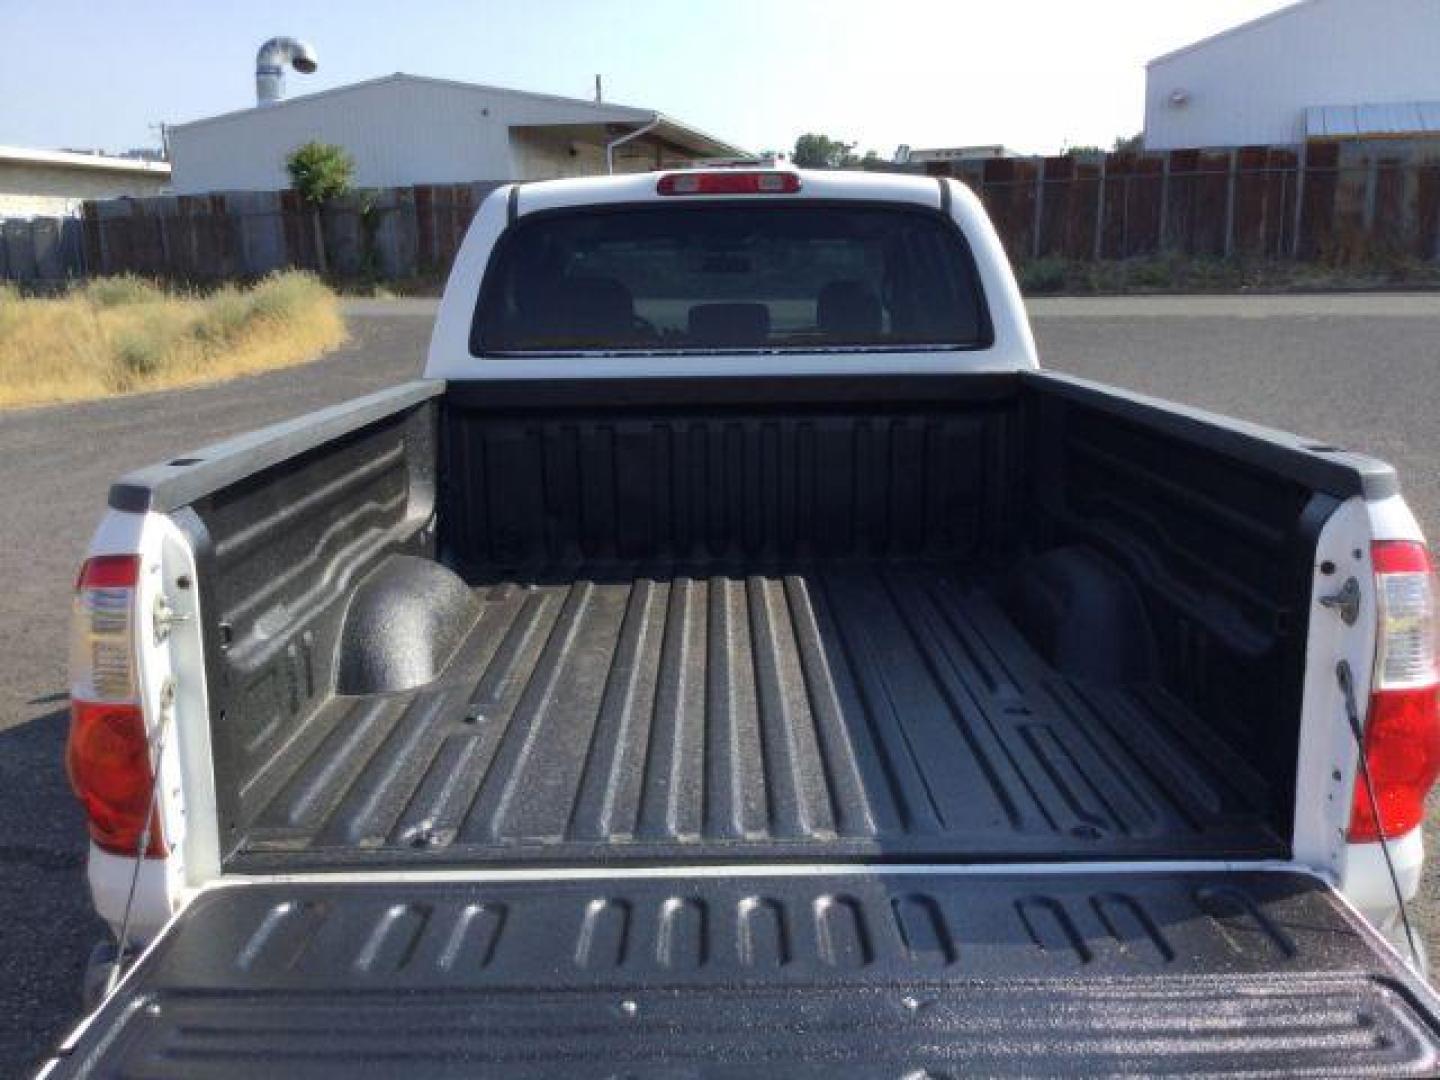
[44,870,1440,1078]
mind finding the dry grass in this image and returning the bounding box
[0,272,347,409]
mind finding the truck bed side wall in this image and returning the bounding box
[170,394,439,856]
[1022,374,1340,833]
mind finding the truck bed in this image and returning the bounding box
[232,560,1280,870]
[143,374,1369,870]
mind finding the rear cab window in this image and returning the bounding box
[472,202,992,355]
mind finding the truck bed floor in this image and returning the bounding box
[232,563,1284,870]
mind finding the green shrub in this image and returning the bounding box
[112,311,182,384]
[80,274,164,308]
[193,286,252,345]
[1019,256,1070,295]
[1125,257,1179,290]
[285,142,355,205]
[247,270,328,323]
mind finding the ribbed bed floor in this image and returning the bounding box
[231,563,1284,869]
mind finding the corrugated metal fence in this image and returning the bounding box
[930,141,1440,262]
[79,181,500,281]
[6,142,1440,284]
[0,216,86,284]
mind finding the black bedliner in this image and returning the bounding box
[45,870,1440,1077]
[232,562,1281,870]
[171,373,1359,869]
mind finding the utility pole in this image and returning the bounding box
[594,74,603,103]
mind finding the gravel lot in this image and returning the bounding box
[2,294,1438,1075]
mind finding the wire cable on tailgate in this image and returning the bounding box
[102,697,174,999]
[1337,659,1424,971]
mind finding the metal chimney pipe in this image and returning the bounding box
[256,37,319,106]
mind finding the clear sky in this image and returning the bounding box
[0,0,1296,158]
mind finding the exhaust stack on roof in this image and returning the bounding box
[256,37,318,106]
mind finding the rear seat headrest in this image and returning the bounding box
[817,280,882,338]
[555,276,634,337]
[687,302,771,347]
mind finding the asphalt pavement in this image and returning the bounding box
[2,293,1439,1075]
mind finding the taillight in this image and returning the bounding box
[656,171,802,196]
[66,555,166,858]
[1348,541,1440,843]
[67,702,165,857]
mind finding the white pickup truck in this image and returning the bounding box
[46,168,1440,1076]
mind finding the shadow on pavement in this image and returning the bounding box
[0,706,104,1078]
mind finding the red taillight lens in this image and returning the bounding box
[65,701,166,857]
[1349,687,1440,841]
[656,171,802,196]
[1348,541,1440,843]
[76,554,140,591]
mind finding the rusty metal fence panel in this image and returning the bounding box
[926,141,1440,266]
[70,181,502,283]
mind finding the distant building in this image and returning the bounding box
[1145,0,1440,150]
[0,146,170,217]
[894,144,1011,165]
[167,73,745,195]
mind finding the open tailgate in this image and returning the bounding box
[42,869,1440,1078]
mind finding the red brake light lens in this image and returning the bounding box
[1348,541,1440,843]
[656,171,802,196]
[76,554,139,591]
[65,701,166,857]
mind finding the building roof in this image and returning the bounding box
[1147,0,1318,68]
[0,145,171,177]
[1306,100,1440,138]
[169,73,745,158]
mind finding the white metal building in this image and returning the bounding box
[1144,0,1440,150]
[167,74,744,195]
[0,146,170,217]
[894,145,1011,165]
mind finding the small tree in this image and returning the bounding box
[792,133,859,169]
[286,141,354,274]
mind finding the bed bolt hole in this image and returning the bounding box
[1320,560,1336,576]
[463,707,486,725]
[404,821,439,849]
